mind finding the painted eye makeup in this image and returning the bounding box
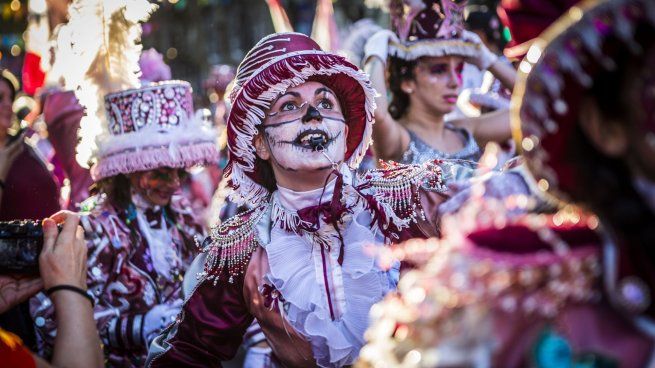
[427,64,449,74]
[317,98,333,110]
[456,63,464,75]
[149,169,187,182]
[281,101,298,111]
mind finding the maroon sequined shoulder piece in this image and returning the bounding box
[199,204,268,285]
[357,160,446,238]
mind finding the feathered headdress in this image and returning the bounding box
[51,0,219,180]
[49,0,156,168]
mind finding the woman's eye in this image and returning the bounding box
[429,65,448,74]
[318,99,333,109]
[281,102,297,111]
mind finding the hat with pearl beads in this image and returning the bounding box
[90,80,220,180]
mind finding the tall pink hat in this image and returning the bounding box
[388,0,477,60]
[225,32,377,205]
[91,80,220,180]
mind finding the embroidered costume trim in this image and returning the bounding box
[200,204,269,285]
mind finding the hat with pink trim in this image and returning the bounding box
[225,32,377,205]
[90,80,220,180]
[387,0,478,60]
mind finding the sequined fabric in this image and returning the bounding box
[30,194,203,367]
[400,124,481,182]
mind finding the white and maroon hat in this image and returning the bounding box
[91,80,220,180]
[225,32,377,205]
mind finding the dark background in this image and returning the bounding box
[0,0,386,105]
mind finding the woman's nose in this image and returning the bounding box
[447,68,461,88]
[302,105,323,123]
[166,171,182,187]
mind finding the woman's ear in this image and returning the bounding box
[579,98,628,157]
[254,133,271,160]
[400,79,416,95]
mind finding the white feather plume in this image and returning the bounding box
[51,0,157,168]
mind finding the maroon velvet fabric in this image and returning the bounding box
[467,222,601,254]
[497,0,578,58]
[0,138,60,221]
[150,269,254,367]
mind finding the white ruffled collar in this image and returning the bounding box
[263,209,399,367]
[130,191,180,280]
[271,166,357,234]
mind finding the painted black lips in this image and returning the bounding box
[293,129,330,151]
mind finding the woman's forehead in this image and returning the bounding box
[418,55,464,65]
[284,81,335,95]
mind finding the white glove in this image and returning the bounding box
[462,30,499,71]
[364,30,399,66]
[143,300,183,344]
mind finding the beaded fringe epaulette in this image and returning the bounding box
[199,205,268,285]
[358,160,446,236]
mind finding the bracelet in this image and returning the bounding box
[46,285,95,307]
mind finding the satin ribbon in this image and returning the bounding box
[296,169,350,265]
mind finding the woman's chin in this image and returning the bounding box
[439,105,457,115]
[147,193,173,206]
[293,163,335,172]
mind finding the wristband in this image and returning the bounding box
[46,285,95,307]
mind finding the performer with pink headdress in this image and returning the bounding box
[147,32,453,367]
[361,0,655,366]
[29,1,219,366]
[364,0,517,177]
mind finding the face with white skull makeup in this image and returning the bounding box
[256,81,349,176]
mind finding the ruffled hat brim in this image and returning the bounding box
[389,39,478,61]
[91,117,219,180]
[226,49,377,205]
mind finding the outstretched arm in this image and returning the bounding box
[462,30,516,91]
[451,109,512,148]
[41,212,103,368]
[365,57,410,162]
[363,30,410,162]
[486,59,516,91]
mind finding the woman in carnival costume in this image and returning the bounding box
[147,32,452,367]
[29,2,219,366]
[363,0,517,174]
[360,0,655,366]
